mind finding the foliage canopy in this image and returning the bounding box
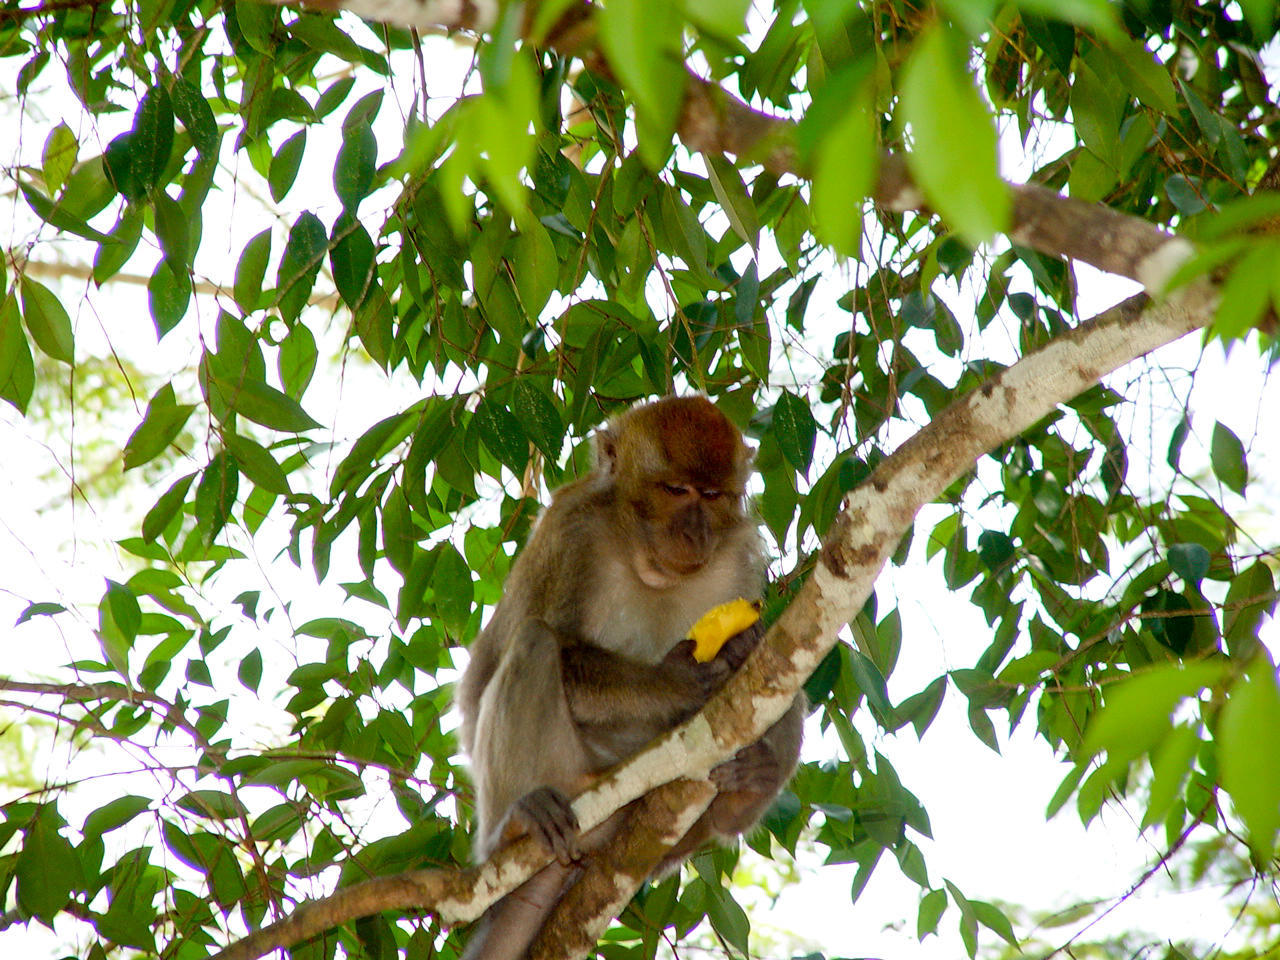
[1,0,1279,957]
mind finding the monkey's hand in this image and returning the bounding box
[500,786,581,865]
[660,639,733,709]
[713,619,765,671]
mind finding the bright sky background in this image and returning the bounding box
[2,13,1279,960]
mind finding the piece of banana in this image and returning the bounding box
[687,598,761,662]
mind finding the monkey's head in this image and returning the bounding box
[596,396,754,589]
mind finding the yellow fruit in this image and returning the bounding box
[687,598,761,662]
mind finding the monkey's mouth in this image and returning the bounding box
[633,548,705,589]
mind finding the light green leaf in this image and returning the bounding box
[1210,421,1248,494]
[1220,658,1280,856]
[901,25,1009,245]
[18,275,74,364]
[269,130,307,203]
[0,293,35,413]
[1081,661,1224,766]
[42,122,78,194]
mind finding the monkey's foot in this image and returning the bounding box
[511,787,581,865]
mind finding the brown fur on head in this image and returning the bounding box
[596,396,752,492]
[595,396,754,582]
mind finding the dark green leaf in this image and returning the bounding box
[225,432,291,494]
[277,211,328,323]
[123,383,196,470]
[474,398,530,473]
[771,390,817,473]
[269,130,307,203]
[330,212,376,309]
[510,381,564,458]
[234,229,272,313]
[977,530,1014,569]
[148,260,191,338]
[132,84,175,195]
[1168,543,1210,584]
[142,474,195,543]
[170,79,220,157]
[334,121,377,211]
[195,451,240,543]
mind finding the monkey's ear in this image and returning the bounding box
[595,427,619,473]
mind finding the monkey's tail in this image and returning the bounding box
[458,863,579,960]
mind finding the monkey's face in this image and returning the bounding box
[600,396,753,590]
[626,478,745,588]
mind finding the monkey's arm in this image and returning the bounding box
[560,639,729,729]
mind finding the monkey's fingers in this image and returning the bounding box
[513,787,582,865]
[710,742,780,795]
[716,619,765,670]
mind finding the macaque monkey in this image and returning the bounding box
[456,395,804,960]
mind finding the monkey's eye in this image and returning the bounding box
[660,482,693,498]
[700,489,724,501]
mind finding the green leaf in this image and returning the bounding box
[19,177,113,242]
[93,203,145,283]
[918,888,949,938]
[42,121,78,194]
[215,376,321,433]
[0,294,35,414]
[269,130,307,203]
[432,543,474,634]
[1081,662,1224,767]
[706,155,759,249]
[132,84,175,195]
[18,275,74,364]
[771,390,817,473]
[177,789,249,820]
[510,381,564,458]
[809,67,876,257]
[123,383,196,470]
[977,530,1014,569]
[330,212,376,309]
[15,804,79,924]
[15,601,66,625]
[195,450,240,543]
[278,323,318,399]
[234,228,273,313]
[277,211,328,323]
[1167,542,1210,584]
[225,432,291,494]
[238,647,264,691]
[473,398,530,473]
[142,473,195,542]
[849,649,895,726]
[170,79,220,157]
[1209,421,1247,494]
[1220,658,1280,857]
[901,25,1010,245]
[84,795,152,838]
[334,121,376,211]
[152,190,189,271]
[598,0,684,157]
[1215,243,1280,339]
[148,260,192,338]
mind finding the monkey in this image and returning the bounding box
[455,395,804,960]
